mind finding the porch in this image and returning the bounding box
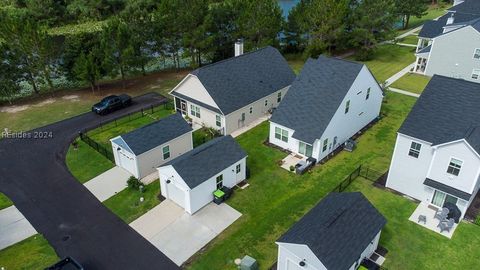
[408,202,458,238]
[279,153,306,172]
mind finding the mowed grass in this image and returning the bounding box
[391,73,432,94]
[186,92,417,269]
[87,106,174,150]
[104,181,161,224]
[346,177,480,269]
[397,35,418,45]
[0,192,13,210]
[347,45,416,82]
[0,234,59,270]
[66,140,114,183]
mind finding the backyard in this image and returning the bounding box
[391,73,432,94]
[185,92,417,269]
[346,177,480,269]
[66,140,114,183]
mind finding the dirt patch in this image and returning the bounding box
[0,105,30,113]
[33,98,56,107]
[62,95,80,101]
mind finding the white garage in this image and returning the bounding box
[111,113,193,179]
[158,135,247,215]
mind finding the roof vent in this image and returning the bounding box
[235,39,244,57]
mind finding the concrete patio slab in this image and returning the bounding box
[84,166,132,202]
[280,153,306,172]
[130,200,241,266]
[231,115,269,138]
[409,202,457,238]
[0,206,37,250]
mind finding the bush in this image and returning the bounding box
[127,176,141,190]
[475,214,480,226]
[289,165,295,172]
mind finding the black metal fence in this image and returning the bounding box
[79,132,115,162]
[331,165,387,193]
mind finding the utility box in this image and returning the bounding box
[240,255,258,270]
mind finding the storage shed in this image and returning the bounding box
[158,135,247,214]
[110,113,193,179]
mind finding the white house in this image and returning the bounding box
[276,192,386,270]
[386,75,480,220]
[110,113,193,179]
[158,135,247,215]
[269,56,383,162]
[414,0,480,83]
[170,45,296,135]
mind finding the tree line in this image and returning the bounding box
[0,0,443,103]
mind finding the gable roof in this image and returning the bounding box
[277,192,386,270]
[172,46,295,115]
[118,113,192,155]
[164,135,247,189]
[419,0,480,38]
[399,75,480,155]
[270,56,367,144]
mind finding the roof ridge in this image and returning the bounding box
[317,54,365,67]
[121,113,184,137]
[191,46,276,74]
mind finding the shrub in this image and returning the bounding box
[289,165,295,172]
[127,176,141,190]
[475,214,480,226]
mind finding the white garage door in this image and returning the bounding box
[168,182,186,209]
[118,150,137,177]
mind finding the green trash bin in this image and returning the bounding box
[213,189,225,204]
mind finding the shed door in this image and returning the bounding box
[118,150,137,177]
[168,181,185,209]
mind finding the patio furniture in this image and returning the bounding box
[344,139,357,152]
[434,207,449,221]
[240,255,258,270]
[418,214,427,224]
[295,157,316,175]
[439,218,455,233]
[444,202,461,223]
[220,186,233,200]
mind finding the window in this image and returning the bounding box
[366,88,371,100]
[274,127,288,142]
[162,145,170,160]
[474,48,480,59]
[345,100,350,114]
[447,158,462,176]
[277,92,282,103]
[216,174,223,189]
[472,69,480,80]
[190,104,200,117]
[264,100,268,107]
[216,115,221,127]
[236,164,241,174]
[408,142,421,158]
[249,107,253,114]
[322,138,328,152]
[299,141,313,157]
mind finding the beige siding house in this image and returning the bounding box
[170,46,295,135]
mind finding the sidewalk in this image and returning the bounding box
[388,87,420,98]
[231,115,270,138]
[0,206,37,250]
[385,62,415,87]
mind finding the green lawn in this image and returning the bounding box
[0,234,59,270]
[347,45,416,82]
[390,73,432,94]
[66,140,114,183]
[0,192,13,210]
[346,177,480,269]
[104,181,162,224]
[397,35,418,45]
[87,106,174,150]
[193,128,218,147]
[186,92,417,269]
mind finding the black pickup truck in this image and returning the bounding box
[92,94,132,115]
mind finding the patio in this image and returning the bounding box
[408,202,458,238]
[280,153,306,172]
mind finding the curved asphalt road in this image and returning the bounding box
[0,93,179,269]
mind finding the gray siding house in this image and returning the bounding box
[170,46,296,135]
[415,0,480,83]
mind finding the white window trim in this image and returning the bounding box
[408,141,422,158]
[274,127,288,143]
[215,115,221,127]
[473,48,480,60]
[162,145,170,160]
[471,69,480,80]
[446,156,463,177]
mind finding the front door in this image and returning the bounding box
[180,100,187,115]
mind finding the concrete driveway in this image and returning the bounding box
[84,166,132,202]
[130,200,242,266]
[0,206,37,250]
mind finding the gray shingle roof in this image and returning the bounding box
[119,113,192,155]
[399,75,480,154]
[164,135,247,189]
[418,0,480,39]
[270,56,366,144]
[173,46,295,115]
[277,192,386,270]
[424,178,472,201]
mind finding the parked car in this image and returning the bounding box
[92,94,132,115]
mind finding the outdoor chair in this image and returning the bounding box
[434,207,449,221]
[439,218,455,233]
